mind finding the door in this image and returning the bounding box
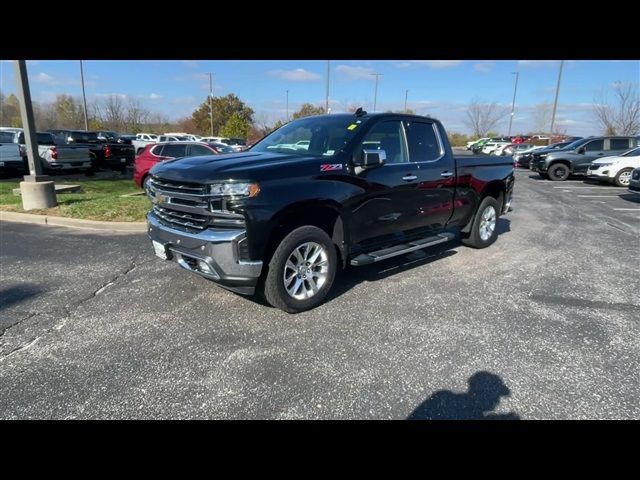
[574,139,605,173]
[349,119,419,245]
[403,120,455,233]
[188,144,217,157]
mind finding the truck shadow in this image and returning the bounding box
[407,371,520,420]
[327,219,511,303]
[0,284,44,312]
[619,193,640,204]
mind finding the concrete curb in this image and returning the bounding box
[0,211,147,233]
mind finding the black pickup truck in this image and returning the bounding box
[47,129,135,172]
[145,111,514,312]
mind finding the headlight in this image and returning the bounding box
[208,182,260,198]
[594,162,612,167]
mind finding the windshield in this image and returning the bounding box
[0,132,14,143]
[251,116,362,156]
[70,131,100,143]
[621,147,640,157]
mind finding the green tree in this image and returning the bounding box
[191,94,254,136]
[220,112,250,138]
[52,94,85,129]
[292,103,325,119]
[1,93,22,127]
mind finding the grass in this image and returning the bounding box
[0,177,151,222]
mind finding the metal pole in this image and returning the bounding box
[404,89,409,113]
[325,60,330,113]
[508,71,519,136]
[286,90,289,122]
[14,61,44,180]
[371,73,382,112]
[79,60,89,131]
[208,73,214,136]
[549,60,564,139]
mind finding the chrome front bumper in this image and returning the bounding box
[147,211,263,295]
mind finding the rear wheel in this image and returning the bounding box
[614,168,633,187]
[548,163,570,181]
[462,196,500,249]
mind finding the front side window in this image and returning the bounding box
[584,140,604,151]
[359,120,408,164]
[405,121,441,162]
[189,145,216,156]
[161,144,187,158]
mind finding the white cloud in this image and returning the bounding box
[149,93,163,100]
[412,60,464,69]
[268,68,321,82]
[474,62,495,73]
[181,60,199,68]
[34,72,56,85]
[335,65,375,80]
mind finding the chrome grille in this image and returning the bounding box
[148,176,208,195]
[153,205,209,232]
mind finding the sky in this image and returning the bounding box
[1,60,638,136]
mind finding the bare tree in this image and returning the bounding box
[593,82,640,136]
[95,95,127,131]
[463,97,509,137]
[125,97,150,133]
[531,102,553,134]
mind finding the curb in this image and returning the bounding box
[0,211,147,233]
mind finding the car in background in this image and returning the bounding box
[132,133,158,155]
[472,137,510,154]
[628,166,640,193]
[204,142,236,154]
[96,131,120,142]
[466,137,490,150]
[225,138,248,152]
[0,130,25,174]
[587,146,640,187]
[48,129,135,172]
[157,134,190,142]
[531,136,639,181]
[134,141,224,188]
[513,141,576,169]
[483,141,511,155]
[494,143,534,156]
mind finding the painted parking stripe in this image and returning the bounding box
[553,186,623,189]
[577,195,622,198]
[612,208,640,211]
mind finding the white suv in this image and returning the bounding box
[587,147,640,187]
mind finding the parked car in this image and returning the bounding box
[225,138,248,152]
[472,137,510,154]
[144,111,514,313]
[134,141,224,188]
[0,131,25,174]
[48,129,135,172]
[512,141,576,169]
[587,147,640,187]
[531,136,639,181]
[483,141,511,155]
[204,142,236,154]
[627,166,640,193]
[157,135,190,143]
[466,137,490,150]
[500,143,535,157]
[132,133,158,155]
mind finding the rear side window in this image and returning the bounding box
[189,145,215,156]
[405,122,441,162]
[584,140,604,151]
[161,144,187,158]
[609,138,630,150]
[151,145,164,156]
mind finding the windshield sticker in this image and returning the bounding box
[320,164,343,172]
[347,124,358,130]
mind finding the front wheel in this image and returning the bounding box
[548,163,570,181]
[262,226,337,313]
[614,168,633,187]
[462,196,500,249]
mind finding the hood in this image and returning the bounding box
[591,155,624,164]
[149,151,324,183]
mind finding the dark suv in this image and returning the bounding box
[531,136,639,181]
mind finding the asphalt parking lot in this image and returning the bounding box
[1,168,639,419]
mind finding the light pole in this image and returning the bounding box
[404,89,409,113]
[371,73,382,112]
[79,60,89,131]
[208,72,214,136]
[549,60,564,140]
[325,60,330,113]
[286,90,289,122]
[507,71,519,137]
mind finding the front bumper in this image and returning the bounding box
[147,211,263,295]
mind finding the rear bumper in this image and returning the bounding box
[146,211,263,295]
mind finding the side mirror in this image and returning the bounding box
[353,149,386,169]
[577,147,586,154]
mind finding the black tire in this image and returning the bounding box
[462,196,500,249]
[548,163,570,181]
[614,168,633,188]
[262,225,337,313]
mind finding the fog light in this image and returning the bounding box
[198,260,212,274]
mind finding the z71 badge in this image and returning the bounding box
[320,164,343,172]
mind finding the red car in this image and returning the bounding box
[134,141,234,188]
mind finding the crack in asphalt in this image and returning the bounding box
[0,255,154,362]
[0,312,38,338]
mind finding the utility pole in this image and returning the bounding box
[286,90,289,122]
[325,60,330,113]
[549,60,564,140]
[507,71,519,136]
[371,73,383,112]
[79,60,89,131]
[404,89,409,113]
[14,60,57,209]
[208,72,214,136]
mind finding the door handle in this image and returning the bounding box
[402,174,417,181]
[440,171,454,178]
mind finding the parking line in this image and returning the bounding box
[577,195,621,198]
[612,208,640,211]
[553,186,623,189]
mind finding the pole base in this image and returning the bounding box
[20,181,57,210]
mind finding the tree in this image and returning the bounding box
[191,94,254,136]
[125,97,150,133]
[52,94,85,129]
[292,103,325,119]
[220,112,250,138]
[593,82,640,136]
[463,97,508,137]
[531,102,553,134]
[0,92,22,127]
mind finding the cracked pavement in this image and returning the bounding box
[0,169,639,419]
